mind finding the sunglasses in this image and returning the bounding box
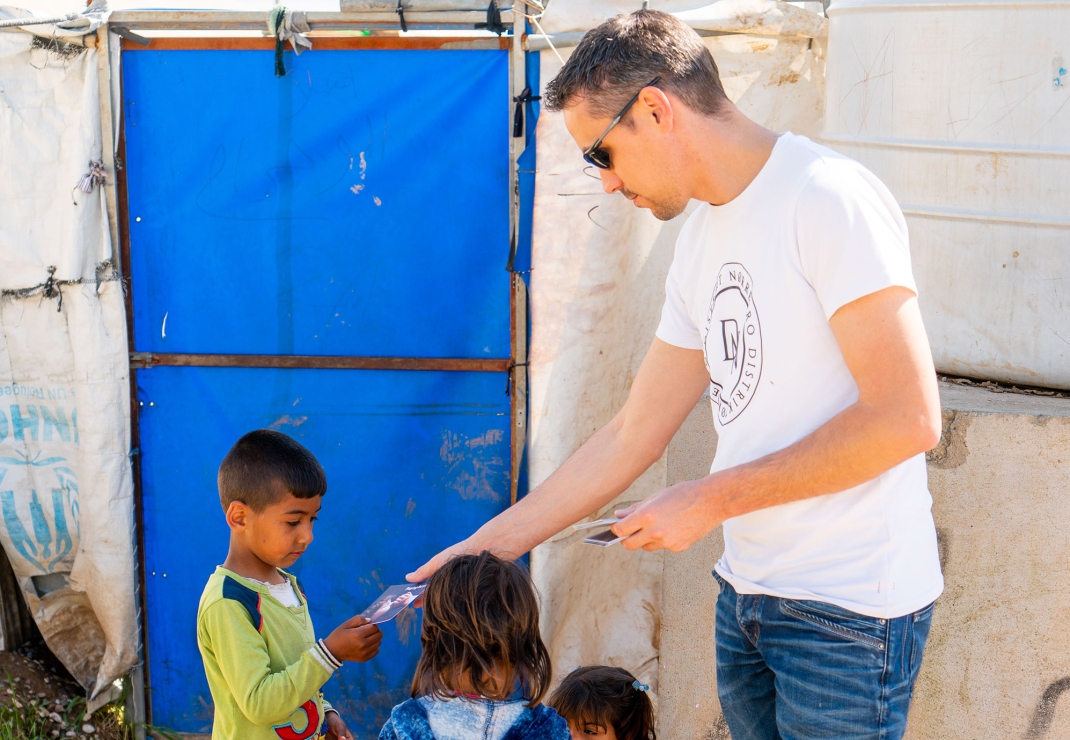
[582,76,661,170]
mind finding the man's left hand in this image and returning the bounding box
[612,476,727,552]
[323,710,354,740]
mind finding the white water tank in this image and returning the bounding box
[823,0,1070,390]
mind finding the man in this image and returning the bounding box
[410,10,943,739]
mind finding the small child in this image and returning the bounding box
[547,666,656,740]
[379,552,571,740]
[197,429,383,740]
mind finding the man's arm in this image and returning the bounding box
[613,285,942,552]
[407,338,709,581]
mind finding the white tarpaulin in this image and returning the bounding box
[528,0,826,698]
[0,24,137,707]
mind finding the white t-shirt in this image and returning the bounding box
[656,133,943,619]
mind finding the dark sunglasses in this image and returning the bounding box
[582,76,661,170]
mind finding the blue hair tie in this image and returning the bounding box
[632,680,649,692]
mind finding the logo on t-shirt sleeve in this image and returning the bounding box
[703,263,763,425]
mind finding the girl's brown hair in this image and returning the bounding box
[411,552,552,707]
[547,666,656,740]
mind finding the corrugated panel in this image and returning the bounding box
[123,49,510,358]
[137,366,510,733]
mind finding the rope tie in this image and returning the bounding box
[77,160,106,193]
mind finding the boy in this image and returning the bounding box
[198,429,382,740]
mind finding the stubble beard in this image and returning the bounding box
[648,193,689,222]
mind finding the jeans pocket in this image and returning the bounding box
[908,600,937,690]
[780,600,888,651]
[712,570,726,589]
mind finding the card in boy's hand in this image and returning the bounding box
[361,583,427,624]
[583,529,627,547]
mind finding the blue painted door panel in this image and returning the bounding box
[137,366,510,733]
[123,46,516,738]
[123,49,510,358]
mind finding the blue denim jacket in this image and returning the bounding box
[378,696,570,740]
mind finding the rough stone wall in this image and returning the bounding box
[659,382,1070,739]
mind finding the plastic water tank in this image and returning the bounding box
[822,0,1070,389]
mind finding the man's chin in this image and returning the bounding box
[650,202,688,222]
[632,194,687,222]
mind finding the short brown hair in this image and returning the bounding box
[217,429,326,511]
[548,666,656,740]
[544,9,728,118]
[411,552,552,706]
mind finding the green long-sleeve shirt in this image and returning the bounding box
[197,567,339,740]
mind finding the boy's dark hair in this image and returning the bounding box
[218,429,326,511]
[544,9,728,119]
[547,666,656,740]
[411,552,552,707]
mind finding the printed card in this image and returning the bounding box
[572,517,621,531]
[360,583,427,624]
[583,529,627,547]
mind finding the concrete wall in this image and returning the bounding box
[659,382,1070,739]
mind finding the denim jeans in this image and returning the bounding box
[713,572,935,740]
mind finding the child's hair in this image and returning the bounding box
[547,666,656,740]
[411,551,552,707]
[217,429,327,512]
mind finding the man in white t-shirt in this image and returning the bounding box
[411,9,943,739]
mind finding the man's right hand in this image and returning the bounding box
[406,538,481,585]
[323,616,382,663]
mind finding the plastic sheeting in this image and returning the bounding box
[0,27,137,706]
[538,0,828,38]
[528,1,826,699]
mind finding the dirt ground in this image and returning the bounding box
[0,647,127,740]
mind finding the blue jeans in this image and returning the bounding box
[713,572,934,740]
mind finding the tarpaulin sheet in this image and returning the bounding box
[528,2,826,699]
[0,27,137,705]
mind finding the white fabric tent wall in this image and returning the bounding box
[0,27,137,706]
[528,0,827,697]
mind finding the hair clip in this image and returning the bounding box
[632,680,649,692]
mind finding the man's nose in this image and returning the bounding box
[297,524,314,545]
[598,168,623,194]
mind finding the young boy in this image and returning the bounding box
[197,429,382,740]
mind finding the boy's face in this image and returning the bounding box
[229,492,322,569]
[568,722,617,740]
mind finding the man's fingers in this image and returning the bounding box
[340,615,369,629]
[614,503,637,520]
[407,547,454,583]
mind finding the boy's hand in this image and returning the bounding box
[323,616,382,663]
[323,710,354,740]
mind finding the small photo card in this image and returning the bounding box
[572,517,621,532]
[583,529,627,547]
[360,583,427,624]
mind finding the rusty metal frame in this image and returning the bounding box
[120,36,509,52]
[129,353,511,372]
[114,24,530,732]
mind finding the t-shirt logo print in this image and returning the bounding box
[703,263,763,425]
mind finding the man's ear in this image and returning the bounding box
[641,87,674,130]
[226,501,250,530]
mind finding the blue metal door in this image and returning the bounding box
[122,40,518,736]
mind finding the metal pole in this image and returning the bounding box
[96,27,121,276]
